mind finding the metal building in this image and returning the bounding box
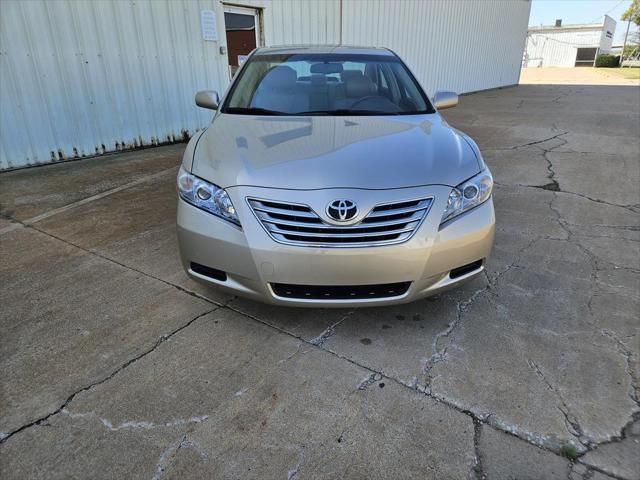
[523,15,616,68]
[0,0,532,170]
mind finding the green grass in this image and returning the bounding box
[618,68,640,80]
[559,442,581,461]
[596,67,640,80]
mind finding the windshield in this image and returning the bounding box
[221,53,434,116]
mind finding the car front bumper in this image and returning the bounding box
[176,184,495,307]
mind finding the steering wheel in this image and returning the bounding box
[349,96,386,108]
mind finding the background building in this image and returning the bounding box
[0,0,532,170]
[523,15,616,68]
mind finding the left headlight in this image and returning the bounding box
[441,169,493,225]
[177,166,241,227]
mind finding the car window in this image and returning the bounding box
[379,66,389,90]
[223,53,434,116]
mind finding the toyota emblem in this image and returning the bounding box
[326,199,358,222]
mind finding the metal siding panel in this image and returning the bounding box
[341,0,531,95]
[524,28,603,67]
[0,0,228,169]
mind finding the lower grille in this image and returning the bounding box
[248,197,433,247]
[271,282,411,300]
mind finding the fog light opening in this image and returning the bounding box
[190,262,227,282]
[449,260,483,279]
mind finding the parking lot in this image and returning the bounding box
[1,81,639,479]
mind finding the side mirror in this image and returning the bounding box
[433,91,458,110]
[195,90,219,110]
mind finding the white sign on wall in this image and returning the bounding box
[201,10,217,42]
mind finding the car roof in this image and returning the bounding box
[253,45,395,56]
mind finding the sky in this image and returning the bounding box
[529,0,638,44]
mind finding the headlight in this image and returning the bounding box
[441,169,493,224]
[177,166,241,226]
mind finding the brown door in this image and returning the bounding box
[224,8,259,77]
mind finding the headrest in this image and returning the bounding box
[262,66,297,89]
[310,74,327,86]
[341,70,363,82]
[346,75,376,98]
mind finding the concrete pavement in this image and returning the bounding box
[1,82,638,479]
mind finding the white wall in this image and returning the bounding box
[599,15,616,53]
[523,20,615,68]
[0,0,531,170]
[0,0,228,169]
[341,0,532,96]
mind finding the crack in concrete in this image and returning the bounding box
[6,202,636,472]
[526,359,591,451]
[26,223,227,307]
[471,420,486,480]
[422,285,488,386]
[356,373,382,391]
[495,181,639,213]
[491,131,639,213]
[287,447,305,480]
[0,167,177,236]
[485,131,570,151]
[600,330,639,408]
[309,311,354,347]
[571,334,640,479]
[572,232,640,243]
[0,308,217,444]
[568,463,597,480]
[541,187,638,213]
[543,186,640,470]
[230,297,579,459]
[576,461,633,480]
[278,343,305,364]
[422,236,538,386]
[547,194,602,318]
[60,409,209,432]
[576,413,640,480]
[152,434,208,480]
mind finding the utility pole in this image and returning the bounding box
[621,18,631,67]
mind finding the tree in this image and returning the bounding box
[621,0,640,26]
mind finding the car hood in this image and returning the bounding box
[191,113,481,190]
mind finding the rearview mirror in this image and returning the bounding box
[195,90,219,110]
[310,62,344,74]
[433,91,458,110]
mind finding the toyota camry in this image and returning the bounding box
[176,46,495,307]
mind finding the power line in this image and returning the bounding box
[586,0,626,24]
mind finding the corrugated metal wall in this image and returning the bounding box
[523,28,602,67]
[0,0,531,170]
[341,0,531,96]
[262,0,341,45]
[0,0,228,169]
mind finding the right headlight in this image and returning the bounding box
[177,166,241,227]
[441,169,493,224]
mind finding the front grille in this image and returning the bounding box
[248,197,433,247]
[271,282,411,300]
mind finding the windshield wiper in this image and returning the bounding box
[225,107,288,116]
[294,109,401,116]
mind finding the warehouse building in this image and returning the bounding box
[0,0,532,170]
[523,15,616,68]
